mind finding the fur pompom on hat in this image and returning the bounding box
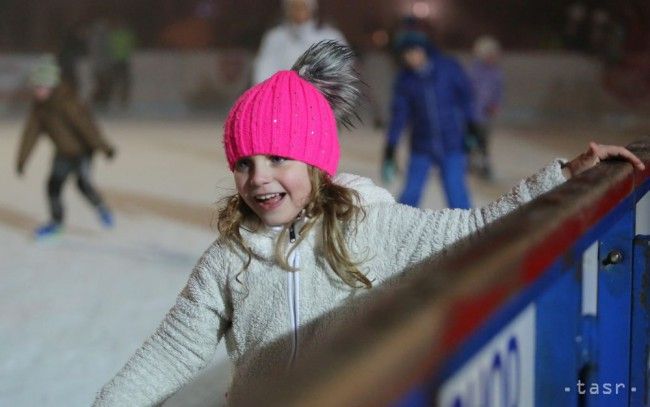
[223,40,360,176]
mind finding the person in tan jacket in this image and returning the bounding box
[16,55,116,238]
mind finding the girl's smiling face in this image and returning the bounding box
[234,155,312,226]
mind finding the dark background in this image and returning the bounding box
[0,0,647,51]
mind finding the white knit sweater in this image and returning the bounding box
[94,162,566,406]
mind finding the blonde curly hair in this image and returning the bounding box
[216,166,371,289]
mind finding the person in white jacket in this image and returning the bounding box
[93,41,644,406]
[252,0,347,84]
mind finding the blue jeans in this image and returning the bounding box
[399,151,471,209]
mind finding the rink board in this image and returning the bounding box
[396,177,650,406]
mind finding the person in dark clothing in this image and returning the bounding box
[16,56,117,239]
[467,35,504,180]
[107,19,136,109]
[382,31,476,209]
[88,18,113,109]
[57,23,87,93]
[563,2,589,51]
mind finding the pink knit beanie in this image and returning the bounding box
[223,40,360,177]
[224,70,339,175]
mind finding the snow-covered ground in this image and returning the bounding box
[0,116,643,406]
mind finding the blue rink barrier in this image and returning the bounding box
[239,139,650,407]
[429,170,650,407]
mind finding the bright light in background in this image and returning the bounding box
[412,1,431,19]
[398,0,444,22]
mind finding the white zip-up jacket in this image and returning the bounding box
[94,161,566,406]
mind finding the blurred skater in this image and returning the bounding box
[108,17,136,109]
[56,22,87,94]
[563,2,589,51]
[467,35,504,180]
[88,17,113,109]
[382,31,477,209]
[15,56,117,239]
[252,0,346,84]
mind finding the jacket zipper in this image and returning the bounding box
[287,222,300,367]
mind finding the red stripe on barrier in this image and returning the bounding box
[441,284,513,351]
[439,172,636,358]
[522,174,634,283]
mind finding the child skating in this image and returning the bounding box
[16,55,117,239]
[467,35,504,180]
[382,31,477,209]
[93,41,644,406]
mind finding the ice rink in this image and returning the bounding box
[0,116,644,406]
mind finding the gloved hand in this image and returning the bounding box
[464,120,481,152]
[381,144,397,185]
[467,120,481,137]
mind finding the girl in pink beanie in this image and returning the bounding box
[94,41,644,406]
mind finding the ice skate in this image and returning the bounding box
[98,208,115,228]
[33,222,62,240]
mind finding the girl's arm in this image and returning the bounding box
[93,247,230,406]
[367,144,644,277]
[366,160,566,274]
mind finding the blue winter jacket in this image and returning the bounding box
[386,49,475,160]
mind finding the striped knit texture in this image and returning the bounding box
[223,70,339,176]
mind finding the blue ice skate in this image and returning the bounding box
[34,222,62,240]
[98,208,115,228]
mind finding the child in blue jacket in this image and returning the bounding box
[382,31,476,209]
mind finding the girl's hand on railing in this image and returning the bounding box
[562,141,646,179]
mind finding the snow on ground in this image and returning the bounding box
[0,116,643,406]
